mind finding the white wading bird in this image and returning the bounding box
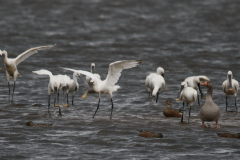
[146,67,165,97]
[66,72,79,105]
[86,63,101,86]
[145,73,167,103]
[62,60,142,119]
[222,71,239,112]
[176,82,197,123]
[32,69,70,115]
[0,44,55,99]
[184,76,210,106]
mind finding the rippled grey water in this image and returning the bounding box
[1,0,240,159]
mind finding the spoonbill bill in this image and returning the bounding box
[222,71,239,112]
[0,44,55,99]
[61,60,142,119]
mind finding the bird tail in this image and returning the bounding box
[112,85,120,92]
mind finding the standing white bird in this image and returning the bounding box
[86,63,101,86]
[184,76,210,106]
[61,60,142,119]
[222,71,239,112]
[32,69,70,115]
[145,73,167,103]
[146,67,165,97]
[66,72,79,105]
[0,45,55,99]
[176,82,197,123]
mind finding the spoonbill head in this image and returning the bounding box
[156,67,164,77]
[61,59,142,119]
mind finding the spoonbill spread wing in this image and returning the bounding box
[106,60,142,87]
[14,44,56,66]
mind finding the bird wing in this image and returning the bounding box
[105,60,142,87]
[61,67,98,82]
[32,69,53,77]
[14,44,56,66]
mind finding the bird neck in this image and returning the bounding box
[73,74,78,82]
[206,86,213,101]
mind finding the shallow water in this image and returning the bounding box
[0,0,240,159]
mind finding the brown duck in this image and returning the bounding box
[26,121,54,127]
[163,99,182,117]
[138,130,163,138]
[199,81,221,128]
[217,133,240,138]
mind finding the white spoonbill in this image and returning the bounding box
[176,82,197,123]
[222,71,239,112]
[146,67,165,97]
[32,69,70,115]
[61,60,142,119]
[66,72,79,105]
[145,73,167,103]
[0,45,55,99]
[199,81,221,128]
[184,76,210,106]
[86,63,101,86]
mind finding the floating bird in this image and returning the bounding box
[217,133,240,138]
[176,82,197,123]
[222,71,239,112]
[199,81,221,128]
[66,72,79,105]
[0,45,55,99]
[62,60,142,119]
[26,121,54,127]
[138,130,163,138]
[86,63,101,86]
[184,76,210,106]
[145,73,167,103]
[163,99,182,117]
[32,69,69,115]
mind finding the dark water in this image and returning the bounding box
[1,0,240,159]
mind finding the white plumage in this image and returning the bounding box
[222,71,239,111]
[32,69,70,115]
[86,63,101,87]
[0,44,55,99]
[66,72,79,105]
[145,73,167,103]
[184,75,210,106]
[176,82,197,123]
[62,60,142,119]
